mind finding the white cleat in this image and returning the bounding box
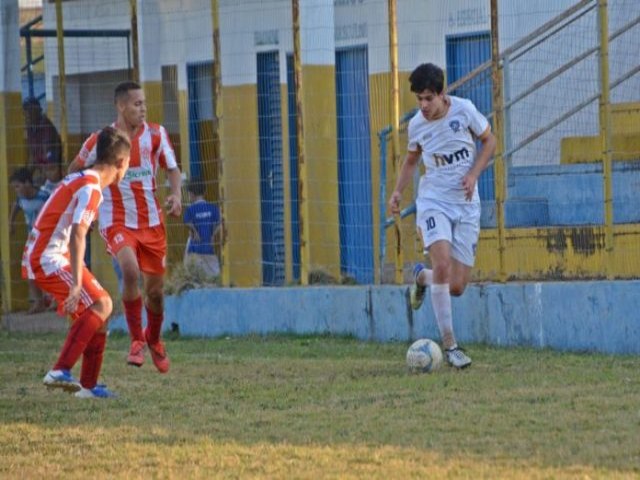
[445,347,472,369]
[43,369,81,393]
[410,263,427,310]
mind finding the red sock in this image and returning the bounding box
[123,296,144,342]
[53,309,103,371]
[80,331,106,389]
[145,306,163,345]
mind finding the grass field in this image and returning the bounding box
[1,330,639,479]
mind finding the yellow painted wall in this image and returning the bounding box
[220,84,262,286]
[0,92,28,311]
[474,225,640,280]
[561,102,640,163]
[178,90,191,180]
[142,81,164,125]
[299,65,341,280]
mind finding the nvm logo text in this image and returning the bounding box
[433,147,470,167]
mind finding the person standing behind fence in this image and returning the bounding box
[183,180,221,279]
[23,97,62,188]
[388,63,496,369]
[68,81,182,373]
[24,126,131,398]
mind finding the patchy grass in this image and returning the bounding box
[1,331,639,479]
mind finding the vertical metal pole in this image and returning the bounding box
[26,33,34,98]
[502,57,512,169]
[54,0,68,164]
[490,0,507,282]
[130,0,140,82]
[126,34,132,73]
[388,0,403,284]
[211,0,230,286]
[292,0,310,285]
[598,0,613,277]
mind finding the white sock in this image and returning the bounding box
[430,283,456,348]
[417,268,433,287]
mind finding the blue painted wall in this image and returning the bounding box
[336,47,374,284]
[110,281,640,355]
[257,51,286,285]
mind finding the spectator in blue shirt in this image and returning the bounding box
[183,180,221,279]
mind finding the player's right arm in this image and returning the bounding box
[388,149,421,214]
[63,183,101,313]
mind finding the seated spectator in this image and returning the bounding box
[183,180,221,279]
[9,167,51,313]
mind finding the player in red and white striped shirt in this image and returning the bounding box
[69,81,182,373]
[25,126,131,398]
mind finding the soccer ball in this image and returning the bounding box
[406,338,443,373]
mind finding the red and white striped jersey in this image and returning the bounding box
[22,170,103,279]
[75,121,178,230]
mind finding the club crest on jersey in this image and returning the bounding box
[449,119,461,133]
[140,146,151,160]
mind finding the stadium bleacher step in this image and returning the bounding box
[481,198,550,228]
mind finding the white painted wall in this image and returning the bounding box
[1,0,22,92]
[37,0,638,164]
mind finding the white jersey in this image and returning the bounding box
[408,96,489,204]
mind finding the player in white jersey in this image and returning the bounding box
[388,63,497,369]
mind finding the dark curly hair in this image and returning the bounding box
[409,63,445,94]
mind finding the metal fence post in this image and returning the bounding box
[490,0,507,282]
[598,0,614,279]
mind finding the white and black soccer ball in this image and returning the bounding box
[406,338,443,373]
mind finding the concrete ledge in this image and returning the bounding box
[109,281,640,355]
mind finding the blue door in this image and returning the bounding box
[187,62,215,180]
[286,55,301,282]
[336,47,374,284]
[257,52,285,286]
[446,32,494,200]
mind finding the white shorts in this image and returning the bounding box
[416,199,481,267]
[184,252,220,279]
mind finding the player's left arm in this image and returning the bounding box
[165,168,183,217]
[64,222,89,314]
[462,126,497,201]
[157,125,182,217]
